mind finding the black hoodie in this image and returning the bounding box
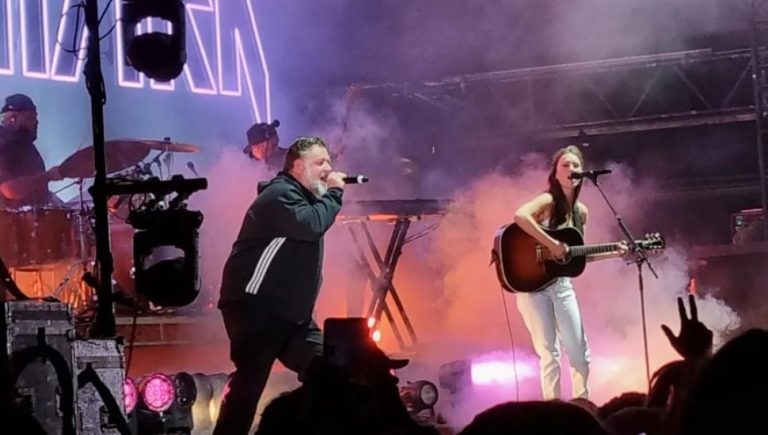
[0,126,49,207]
[218,171,343,322]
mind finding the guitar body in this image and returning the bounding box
[493,224,587,294]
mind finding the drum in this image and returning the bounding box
[0,207,79,267]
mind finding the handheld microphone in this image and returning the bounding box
[569,169,612,180]
[342,175,369,184]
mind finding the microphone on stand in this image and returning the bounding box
[569,169,612,180]
[342,175,369,184]
[187,161,200,177]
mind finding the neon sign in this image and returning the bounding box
[0,0,271,121]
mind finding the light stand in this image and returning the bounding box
[582,172,659,387]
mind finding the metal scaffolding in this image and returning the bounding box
[749,0,768,240]
[354,48,755,138]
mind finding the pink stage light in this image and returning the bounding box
[124,377,138,413]
[140,373,176,412]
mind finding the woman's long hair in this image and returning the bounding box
[547,145,584,229]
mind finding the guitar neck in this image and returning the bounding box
[569,242,623,257]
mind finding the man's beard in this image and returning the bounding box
[304,166,328,198]
[11,126,36,142]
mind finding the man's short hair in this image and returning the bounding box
[283,137,328,171]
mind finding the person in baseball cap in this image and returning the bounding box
[243,120,280,160]
[1,93,39,140]
[0,93,63,207]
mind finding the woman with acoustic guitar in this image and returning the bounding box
[512,145,627,400]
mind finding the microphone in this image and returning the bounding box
[569,169,612,180]
[342,175,369,184]
[187,161,200,177]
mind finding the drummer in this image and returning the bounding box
[242,120,284,172]
[0,94,63,208]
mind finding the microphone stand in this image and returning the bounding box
[83,0,116,337]
[583,173,658,387]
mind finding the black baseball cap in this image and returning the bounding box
[1,94,36,113]
[243,120,280,153]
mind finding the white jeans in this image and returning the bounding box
[516,277,590,400]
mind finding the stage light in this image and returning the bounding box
[139,373,176,412]
[158,372,196,434]
[372,329,382,343]
[124,377,138,414]
[121,0,186,81]
[132,208,204,307]
[173,372,197,408]
[400,380,439,414]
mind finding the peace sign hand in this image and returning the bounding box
[661,294,713,360]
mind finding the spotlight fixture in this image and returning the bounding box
[173,372,197,408]
[400,380,439,414]
[139,373,176,412]
[119,175,206,307]
[121,0,187,81]
[124,377,138,414]
[157,372,197,433]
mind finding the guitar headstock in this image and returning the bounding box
[638,232,665,252]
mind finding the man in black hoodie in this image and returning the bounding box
[213,136,346,434]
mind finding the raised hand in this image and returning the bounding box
[661,294,713,360]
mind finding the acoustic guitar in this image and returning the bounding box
[492,223,665,293]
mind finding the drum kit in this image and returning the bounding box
[0,138,200,311]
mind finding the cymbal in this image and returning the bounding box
[59,141,151,179]
[140,139,200,153]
